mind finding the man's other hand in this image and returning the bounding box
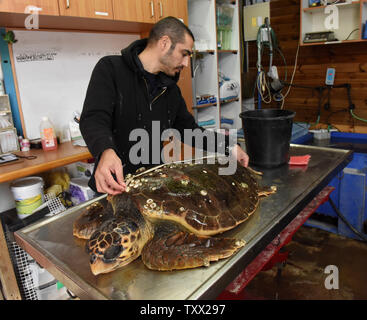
[95,149,126,195]
[231,144,249,168]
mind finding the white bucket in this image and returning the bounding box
[10,177,44,220]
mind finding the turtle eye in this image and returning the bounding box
[90,253,97,264]
[103,245,124,263]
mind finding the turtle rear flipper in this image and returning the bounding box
[141,224,245,271]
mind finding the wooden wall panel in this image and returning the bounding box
[247,0,367,132]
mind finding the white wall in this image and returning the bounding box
[0,182,16,212]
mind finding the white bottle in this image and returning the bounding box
[40,116,58,151]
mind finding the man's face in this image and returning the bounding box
[159,33,194,77]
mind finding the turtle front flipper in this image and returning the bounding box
[141,223,245,271]
[73,201,114,239]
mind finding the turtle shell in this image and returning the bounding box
[126,160,260,236]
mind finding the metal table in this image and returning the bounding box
[14,145,352,300]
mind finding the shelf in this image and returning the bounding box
[300,0,365,46]
[0,141,91,183]
[192,102,218,109]
[301,39,366,46]
[189,0,242,130]
[303,0,360,12]
[218,50,238,54]
[220,97,239,105]
[194,50,215,55]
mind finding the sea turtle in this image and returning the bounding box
[73,159,275,275]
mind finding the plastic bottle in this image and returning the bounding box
[40,116,58,151]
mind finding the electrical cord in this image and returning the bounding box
[280,43,300,109]
[257,70,272,103]
[345,28,359,41]
[328,197,367,242]
[350,109,367,123]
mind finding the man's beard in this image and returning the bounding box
[160,50,181,76]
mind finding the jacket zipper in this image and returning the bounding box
[150,87,167,111]
[143,77,167,111]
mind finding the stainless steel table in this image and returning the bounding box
[14,144,352,300]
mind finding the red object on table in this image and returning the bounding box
[289,155,311,165]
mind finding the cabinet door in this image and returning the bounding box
[113,0,156,23]
[59,0,113,20]
[157,0,188,24]
[0,0,59,15]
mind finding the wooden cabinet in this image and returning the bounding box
[58,0,114,20]
[112,0,156,23]
[0,0,60,15]
[158,0,188,23]
[113,0,188,24]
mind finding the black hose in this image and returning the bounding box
[328,198,367,242]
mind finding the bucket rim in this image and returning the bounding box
[11,176,44,189]
[240,108,296,121]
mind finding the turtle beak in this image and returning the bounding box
[90,258,120,276]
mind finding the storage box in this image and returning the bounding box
[69,178,96,205]
[309,129,337,140]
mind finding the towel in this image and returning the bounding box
[289,155,311,166]
[198,119,216,127]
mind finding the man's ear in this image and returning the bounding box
[158,35,172,53]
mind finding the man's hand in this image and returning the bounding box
[95,149,126,195]
[231,144,249,168]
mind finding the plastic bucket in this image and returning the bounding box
[240,109,296,168]
[10,177,44,219]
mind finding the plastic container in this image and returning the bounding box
[309,129,337,140]
[10,177,45,219]
[21,138,30,151]
[69,178,96,205]
[240,109,295,168]
[40,116,58,151]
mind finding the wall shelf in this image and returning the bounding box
[189,0,242,131]
[192,102,218,109]
[303,0,360,12]
[218,49,238,54]
[300,0,367,45]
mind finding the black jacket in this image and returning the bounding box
[80,39,232,192]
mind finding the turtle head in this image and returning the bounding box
[86,218,149,275]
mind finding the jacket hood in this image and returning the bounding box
[121,38,180,86]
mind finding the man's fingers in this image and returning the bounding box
[98,176,122,195]
[105,171,125,192]
[114,165,126,188]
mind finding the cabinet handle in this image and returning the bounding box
[159,2,163,18]
[150,1,154,18]
[66,0,70,9]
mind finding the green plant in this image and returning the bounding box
[2,31,18,44]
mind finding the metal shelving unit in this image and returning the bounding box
[188,0,242,132]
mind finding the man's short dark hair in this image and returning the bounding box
[148,16,195,48]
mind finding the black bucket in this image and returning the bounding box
[240,109,296,168]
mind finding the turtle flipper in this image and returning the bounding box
[73,201,114,239]
[141,224,245,271]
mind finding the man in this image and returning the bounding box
[80,17,249,195]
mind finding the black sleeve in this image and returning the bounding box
[172,88,235,155]
[80,57,117,159]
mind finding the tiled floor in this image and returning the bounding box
[242,226,367,300]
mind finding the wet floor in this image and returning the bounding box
[242,226,367,300]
